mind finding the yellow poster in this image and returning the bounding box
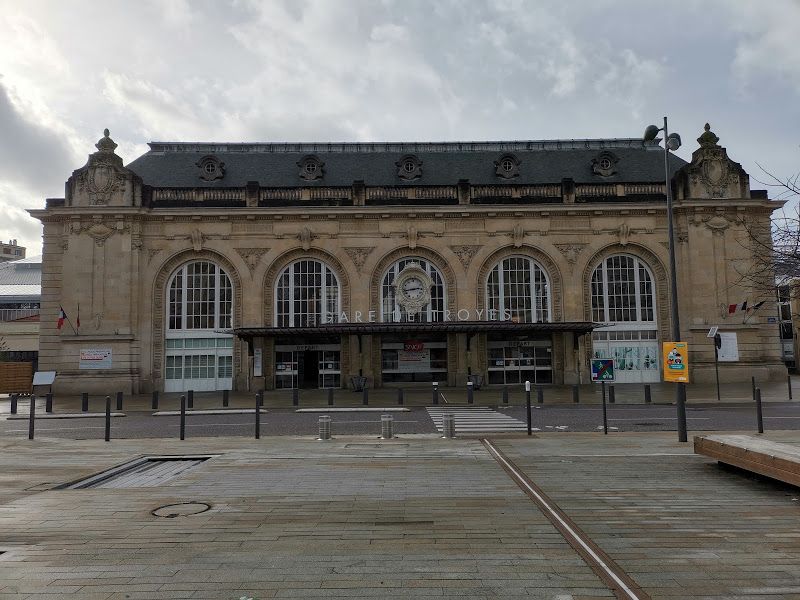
[662,342,689,383]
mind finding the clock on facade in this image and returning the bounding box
[394,264,432,316]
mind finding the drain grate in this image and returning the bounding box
[60,455,214,489]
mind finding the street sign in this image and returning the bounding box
[591,359,615,382]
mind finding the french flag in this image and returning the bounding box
[728,301,747,314]
[57,306,67,330]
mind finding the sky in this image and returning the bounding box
[1,0,799,257]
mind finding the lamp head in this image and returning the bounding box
[643,124,660,141]
[666,133,682,152]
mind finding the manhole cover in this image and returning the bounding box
[152,502,211,518]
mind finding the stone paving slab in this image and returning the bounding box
[0,432,798,599]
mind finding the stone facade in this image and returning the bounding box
[31,126,785,394]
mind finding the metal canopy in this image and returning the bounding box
[232,320,598,339]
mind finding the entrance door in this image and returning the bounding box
[274,343,341,389]
[300,351,319,389]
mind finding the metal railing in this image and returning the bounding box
[0,308,39,322]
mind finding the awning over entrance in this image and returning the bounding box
[232,320,598,339]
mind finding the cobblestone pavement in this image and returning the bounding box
[0,432,799,599]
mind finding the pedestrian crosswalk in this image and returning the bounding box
[426,407,528,433]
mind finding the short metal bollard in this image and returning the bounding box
[180,395,186,440]
[318,415,332,440]
[381,414,394,439]
[644,384,651,404]
[46,392,53,413]
[255,392,261,439]
[10,393,17,414]
[525,381,532,436]
[442,413,455,439]
[362,387,369,405]
[187,389,194,409]
[432,382,439,405]
[502,387,509,404]
[537,385,544,404]
[467,381,474,404]
[222,388,229,408]
[116,391,123,411]
[789,375,793,401]
[755,387,764,434]
[258,390,264,407]
[28,394,36,440]
[152,390,159,410]
[328,388,334,406]
[81,392,88,412]
[292,388,299,407]
[105,396,111,442]
[397,388,404,405]
[608,385,616,404]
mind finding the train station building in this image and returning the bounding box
[31,124,784,394]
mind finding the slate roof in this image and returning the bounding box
[126,139,688,189]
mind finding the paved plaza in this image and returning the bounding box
[1,429,799,599]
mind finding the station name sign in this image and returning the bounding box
[321,308,515,324]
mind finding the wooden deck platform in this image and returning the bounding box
[694,434,800,487]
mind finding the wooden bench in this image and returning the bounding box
[694,434,800,487]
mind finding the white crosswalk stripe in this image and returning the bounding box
[426,406,528,433]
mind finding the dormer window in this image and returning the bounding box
[297,155,325,181]
[196,155,225,181]
[591,151,619,177]
[494,153,520,179]
[396,154,422,180]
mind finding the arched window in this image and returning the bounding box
[380,257,446,322]
[591,255,654,323]
[590,254,659,384]
[165,261,234,393]
[486,256,550,322]
[275,259,340,327]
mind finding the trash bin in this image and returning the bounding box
[350,376,368,392]
[468,375,484,391]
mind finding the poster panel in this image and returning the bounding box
[662,342,689,383]
[717,332,739,362]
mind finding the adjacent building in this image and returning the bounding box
[0,240,25,263]
[31,125,785,394]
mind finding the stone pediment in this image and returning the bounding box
[674,123,750,200]
[67,129,142,207]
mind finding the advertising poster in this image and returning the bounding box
[662,342,689,383]
[79,348,113,370]
[398,341,430,372]
[253,348,263,377]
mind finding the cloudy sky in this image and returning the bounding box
[1,0,798,256]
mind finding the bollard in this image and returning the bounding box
[292,388,299,407]
[467,381,474,404]
[525,381,532,436]
[432,382,439,405]
[537,385,544,405]
[180,395,186,440]
[187,389,194,409]
[756,387,764,434]
[28,394,36,440]
[362,387,369,406]
[381,414,394,439]
[10,393,17,414]
[751,376,756,398]
[502,387,509,404]
[46,392,53,413]
[572,385,580,404]
[255,392,261,439]
[104,396,111,442]
[81,392,88,412]
[601,381,608,435]
[152,390,159,410]
[442,413,455,439]
[789,375,793,401]
[328,387,334,406]
[608,385,615,404]
[258,390,264,407]
[397,388,404,406]
[222,388,229,408]
[116,391,123,411]
[318,415,331,440]
[644,384,651,404]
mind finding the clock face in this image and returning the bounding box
[401,276,424,300]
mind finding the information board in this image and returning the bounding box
[662,342,689,383]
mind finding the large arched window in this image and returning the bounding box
[590,254,659,384]
[380,257,446,322]
[165,261,234,393]
[275,259,340,327]
[486,256,550,322]
[591,255,654,323]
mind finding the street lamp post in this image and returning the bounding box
[644,117,688,442]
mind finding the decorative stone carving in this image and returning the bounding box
[407,225,418,250]
[190,229,204,252]
[450,245,481,270]
[235,248,269,275]
[74,129,127,205]
[618,223,631,246]
[512,224,524,248]
[297,155,325,181]
[396,154,423,180]
[704,215,730,236]
[591,151,619,177]
[675,123,748,200]
[93,312,103,331]
[298,227,313,251]
[196,155,225,181]
[554,243,586,265]
[494,154,521,179]
[344,247,375,273]
[147,248,162,264]
[86,222,115,246]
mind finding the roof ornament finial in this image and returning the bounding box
[697,122,720,148]
[95,128,118,154]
